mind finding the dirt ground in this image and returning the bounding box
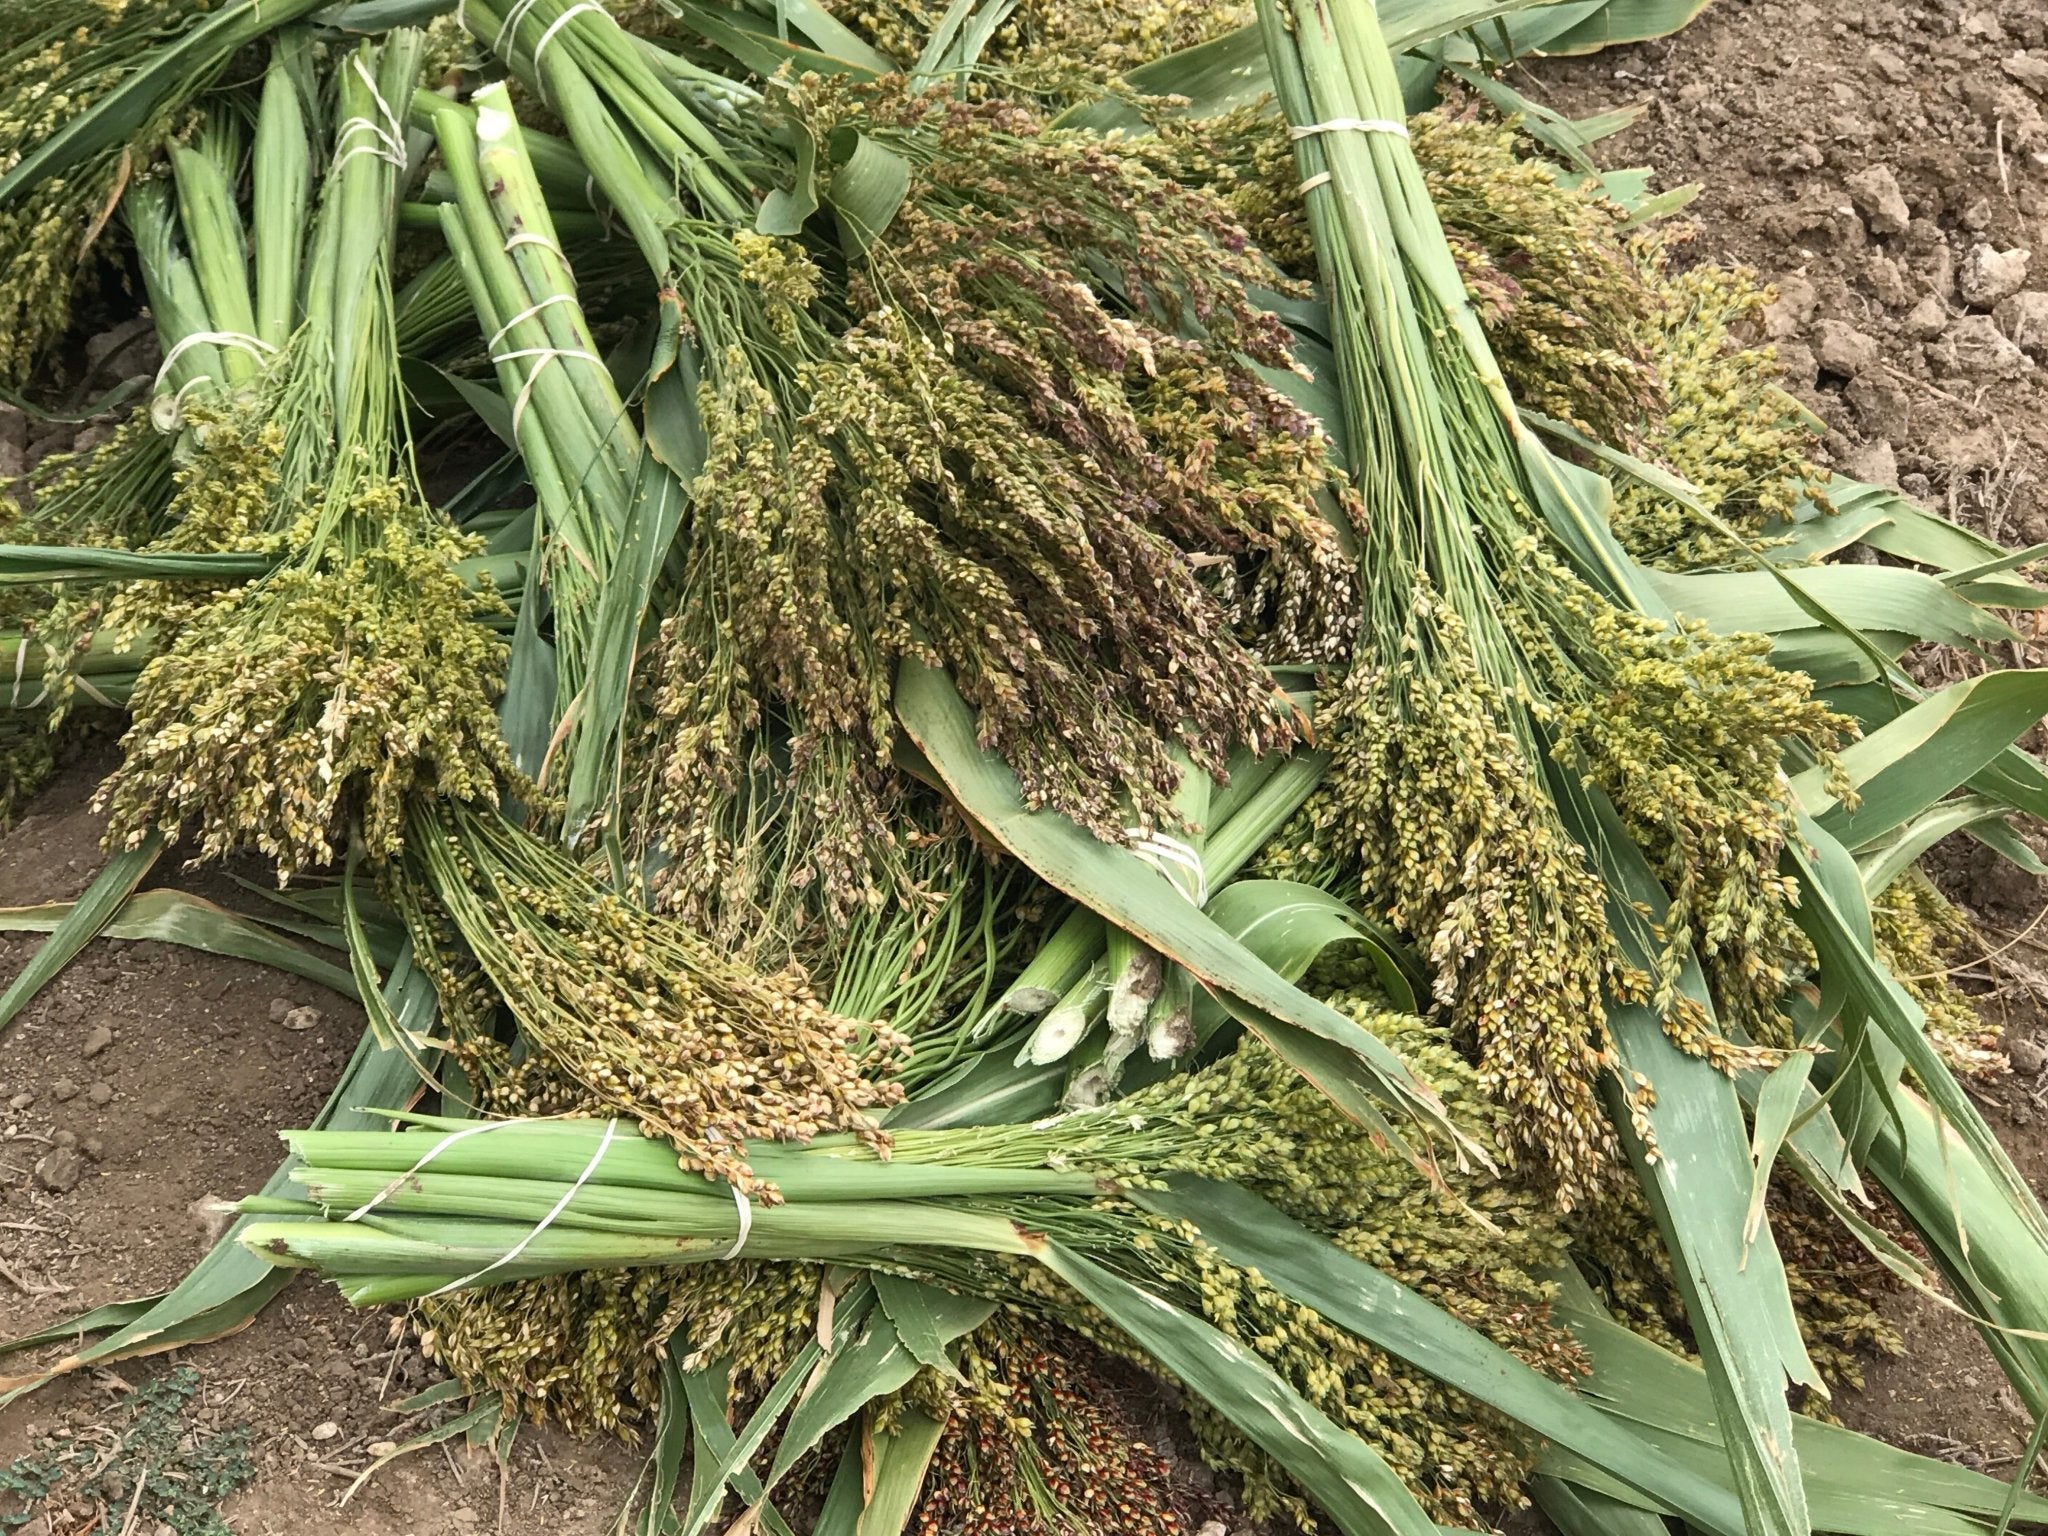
[5,0,2048,1531]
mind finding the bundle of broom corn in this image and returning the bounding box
[1,2,2046,1534]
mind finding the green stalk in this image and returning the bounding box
[472,83,636,514]
[463,0,751,227]
[241,1196,1035,1290]
[1018,961,1108,1067]
[408,89,600,209]
[127,181,222,400]
[290,1168,1086,1233]
[989,741,1329,1069]
[169,142,259,386]
[431,104,624,513]
[252,53,311,349]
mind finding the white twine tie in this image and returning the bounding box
[153,331,274,391]
[490,344,606,433]
[1289,117,1411,141]
[718,1184,753,1260]
[1124,829,1209,906]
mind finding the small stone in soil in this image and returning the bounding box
[2008,52,2048,91]
[1775,340,1819,390]
[1960,243,2031,307]
[2009,1036,2047,1075]
[280,1005,324,1032]
[1928,314,2033,378]
[1866,44,1912,84]
[53,1130,75,1149]
[80,1023,113,1058]
[367,1440,398,1457]
[82,1136,103,1161]
[268,998,293,1022]
[1904,294,1950,339]
[1765,272,1819,337]
[311,1420,340,1441]
[7,1091,31,1111]
[1814,319,1881,376]
[49,1078,79,1102]
[86,1082,113,1106]
[1995,291,2048,357]
[1845,164,1911,235]
[32,1145,86,1193]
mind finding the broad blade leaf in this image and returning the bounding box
[0,888,359,998]
[1037,1243,1441,1536]
[1558,779,1814,1536]
[1137,1179,1745,1536]
[1792,671,2048,850]
[0,835,162,1039]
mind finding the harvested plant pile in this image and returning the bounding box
[2,3,2048,1536]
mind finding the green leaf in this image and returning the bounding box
[1855,795,2041,897]
[911,0,1021,85]
[1556,779,1815,1536]
[852,1408,946,1536]
[678,1334,825,1536]
[562,454,685,846]
[872,1273,993,1379]
[1137,1179,1746,1536]
[0,0,330,203]
[1037,1243,1441,1536]
[889,1053,1064,1129]
[0,835,163,1040]
[826,133,912,253]
[672,1359,797,1536]
[0,1298,159,1358]
[1547,1272,2048,1532]
[1744,1053,1814,1250]
[1792,671,2048,851]
[756,116,822,237]
[1833,476,2048,609]
[1052,1,1560,133]
[0,546,272,586]
[1532,1479,1675,1536]
[894,657,1467,1162]
[1648,565,2011,652]
[762,1298,939,1491]
[0,888,359,998]
[1860,1080,2048,1421]
[1790,824,2048,1273]
[1488,0,1716,56]
[1197,880,1423,1012]
[658,0,892,75]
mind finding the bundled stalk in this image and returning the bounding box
[1006,734,1323,1084]
[431,85,638,781]
[241,988,1580,1526]
[1254,0,1847,1204]
[0,0,330,384]
[390,802,907,1198]
[94,35,521,880]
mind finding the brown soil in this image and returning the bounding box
[6,2,2048,1532]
